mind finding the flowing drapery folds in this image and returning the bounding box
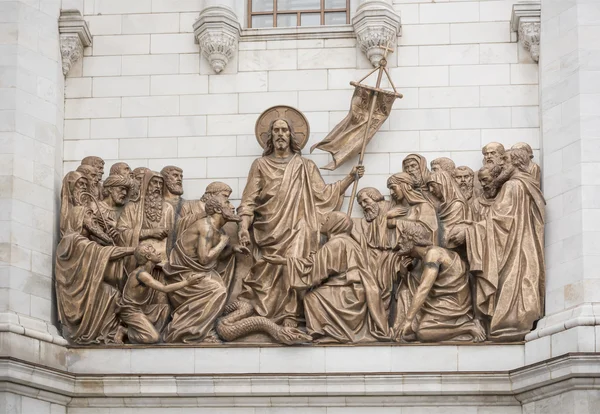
[310,82,399,170]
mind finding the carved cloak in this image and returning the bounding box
[465,171,545,342]
[237,154,344,324]
[287,215,389,343]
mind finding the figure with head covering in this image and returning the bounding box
[264,211,389,343]
[393,220,485,343]
[386,172,438,244]
[401,154,435,202]
[118,170,175,272]
[449,148,546,342]
[511,142,540,185]
[237,114,363,330]
[80,156,105,199]
[100,175,133,223]
[76,164,101,200]
[430,157,456,173]
[427,171,471,248]
[55,171,134,344]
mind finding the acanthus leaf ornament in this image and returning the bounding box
[352,0,401,67]
[58,9,92,77]
[511,2,541,63]
[193,6,241,74]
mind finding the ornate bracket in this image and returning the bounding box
[511,2,541,63]
[59,10,92,77]
[193,6,241,74]
[352,0,401,67]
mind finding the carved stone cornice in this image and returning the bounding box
[352,0,401,67]
[511,2,541,63]
[193,6,241,74]
[58,9,92,76]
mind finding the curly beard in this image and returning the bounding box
[363,203,380,222]
[165,180,183,196]
[144,192,163,223]
[458,183,474,200]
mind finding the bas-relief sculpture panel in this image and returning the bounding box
[55,105,545,347]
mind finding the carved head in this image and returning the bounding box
[205,194,241,223]
[160,165,184,196]
[453,166,475,200]
[395,220,433,256]
[76,164,99,187]
[201,181,233,203]
[102,174,132,207]
[478,165,502,199]
[320,211,353,238]
[134,244,161,266]
[263,118,302,157]
[146,175,164,197]
[430,157,455,173]
[129,167,150,202]
[110,162,133,179]
[402,154,429,186]
[512,142,534,159]
[508,148,530,173]
[357,187,384,222]
[482,142,506,166]
[81,156,105,180]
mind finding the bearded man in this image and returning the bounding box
[449,148,546,342]
[56,171,134,344]
[482,142,506,166]
[118,170,175,272]
[161,165,184,213]
[430,157,456,173]
[453,166,476,204]
[99,174,132,224]
[163,195,248,343]
[81,156,105,199]
[355,187,402,321]
[76,164,100,200]
[402,154,437,205]
[129,167,150,202]
[471,165,502,221]
[237,115,363,328]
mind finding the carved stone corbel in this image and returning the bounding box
[352,0,401,67]
[193,6,241,74]
[511,2,541,63]
[59,10,92,77]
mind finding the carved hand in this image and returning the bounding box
[262,254,286,265]
[232,245,251,255]
[238,228,251,247]
[349,165,365,180]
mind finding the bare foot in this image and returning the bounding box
[114,325,127,344]
[282,318,298,328]
[471,319,487,343]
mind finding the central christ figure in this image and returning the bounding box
[237,106,364,328]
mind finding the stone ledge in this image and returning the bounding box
[1,352,599,408]
[241,25,355,42]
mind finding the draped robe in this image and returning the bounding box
[237,154,344,324]
[287,233,389,343]
[465,171,545,341]
[55,207,123,345]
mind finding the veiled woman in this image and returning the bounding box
[427,171,472,248]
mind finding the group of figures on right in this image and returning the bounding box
[359,141,545,343]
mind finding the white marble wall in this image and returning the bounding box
[0,0,65,342]
[61,0,539,211]
[524,0,600,358]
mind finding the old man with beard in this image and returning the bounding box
[163,195,248,343]
[56,171,134,344]
[471,165,502,221]
[76,164,101,200]
[402,154,436,205]
[161,165,184,212]
[181,181,232,218]
[512,142,541,185]
[482,142,506,167]
[449,147,546,342]
[453,166,476,205]
[80,156,105,199]
[118,171,175,273]
[355,187,403,322]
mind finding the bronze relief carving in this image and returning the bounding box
[56,107,545,346]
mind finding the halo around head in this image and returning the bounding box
[255,105,310,150]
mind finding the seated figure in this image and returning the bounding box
[394,220,485,343]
